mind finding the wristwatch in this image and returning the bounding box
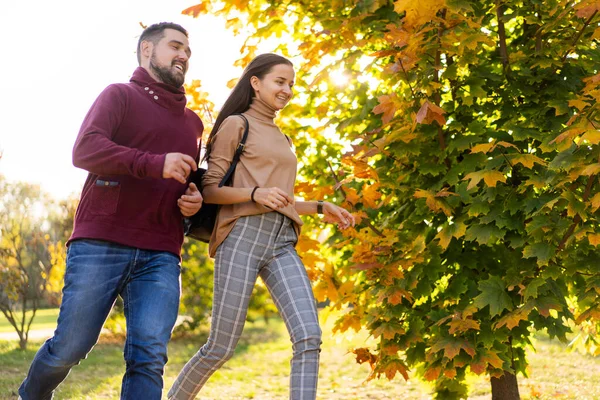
[317,200,324,215]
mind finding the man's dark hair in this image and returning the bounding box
[137,22,188,65]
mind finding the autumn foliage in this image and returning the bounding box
[183,0,600,397]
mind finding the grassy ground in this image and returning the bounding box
[1,310,600,399]
[0,308,60,333]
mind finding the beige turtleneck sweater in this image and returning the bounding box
[202,98,303,257]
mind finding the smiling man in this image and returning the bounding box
[18,22,204,400]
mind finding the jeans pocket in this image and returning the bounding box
[90,179,121,216]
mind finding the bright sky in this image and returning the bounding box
[0,0,246,199]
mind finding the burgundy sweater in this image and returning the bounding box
[68,67,203,256]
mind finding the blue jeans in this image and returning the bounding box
[18,239,181,400]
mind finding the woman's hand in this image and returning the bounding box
[322,202,355,230]
[253,187,294,209]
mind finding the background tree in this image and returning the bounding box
[0,176,61,349]
[182,1,600,398]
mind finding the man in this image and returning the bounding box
[18,22,203,400]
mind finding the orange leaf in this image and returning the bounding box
[575,1,600,19]
[416,100,446,126]
[494,306,532,330]
[424,366,441,381]
[588,233,600,246]
[448,318,481,334]
[430,338,476,360]
[549,127,585,144]
[373,94,398,124]
[443,368,457,379]
[377,359,410,381]
[182,2,210,17]
[352,347,377,368]
[361,182,382,209]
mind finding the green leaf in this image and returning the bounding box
[465,223,505,245]
[523,278,547,301]
[522,243,556,267]
[473,276,513,317]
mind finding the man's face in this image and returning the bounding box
[148,29,191,88]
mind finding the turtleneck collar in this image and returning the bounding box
[245,97,277,123]
[130,67,187,115]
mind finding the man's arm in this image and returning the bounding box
[72,85,195,182]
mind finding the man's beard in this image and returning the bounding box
[149,54,185,88]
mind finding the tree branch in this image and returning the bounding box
[496,0,511,72]
[557,175,596,251]
[327,161,385,237]
[561,10,598,63]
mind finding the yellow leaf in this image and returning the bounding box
[580,130,600,145]
[550,127,585,144]
[581,163,600,176]
[496,141,520,150]
[510,154,547,169]
[334,313,362,334]
[591,192,600,212]
[463,170,506,190]
[470,141,496,154]
[568,99,590,111]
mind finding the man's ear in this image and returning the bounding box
[140,40,153,61]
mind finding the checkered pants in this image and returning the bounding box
[168,212,321,400]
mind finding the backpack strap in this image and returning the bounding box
[218,114,249,187]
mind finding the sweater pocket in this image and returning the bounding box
[90,179,121,216]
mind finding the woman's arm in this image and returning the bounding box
[203,186,293,209]
[295,200,355,229]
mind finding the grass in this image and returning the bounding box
[1,310,600,399]
[0,308,60,333]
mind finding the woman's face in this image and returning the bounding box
[251,63,295,111]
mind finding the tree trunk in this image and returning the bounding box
[491,371,520,400]
[19,337,27,350]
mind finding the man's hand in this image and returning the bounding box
[178,182,203,217]
[163,153,197,184]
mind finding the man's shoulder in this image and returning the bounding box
[184,108,204,134]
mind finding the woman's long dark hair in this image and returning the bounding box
[203,53,293,162]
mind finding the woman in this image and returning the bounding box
[168,53,355,400]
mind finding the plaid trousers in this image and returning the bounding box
[168,212,322,400]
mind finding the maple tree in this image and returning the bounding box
[182,0,600,397]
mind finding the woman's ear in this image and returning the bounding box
[250,76,260,92]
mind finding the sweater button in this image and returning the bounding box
[149,90,154,94]
[144,87,149,90]
[154,96,159,100]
